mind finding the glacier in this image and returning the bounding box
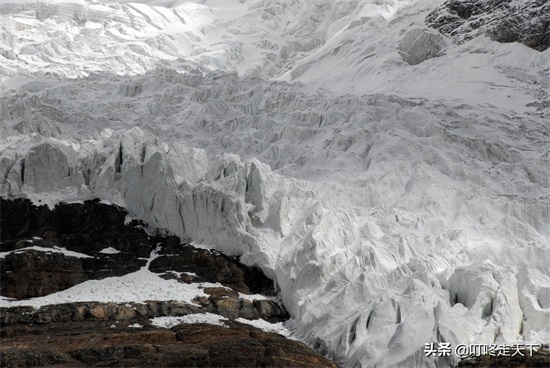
[0,0,549,367]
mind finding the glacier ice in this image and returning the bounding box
[0,0,549,367]
[398,29,445,65]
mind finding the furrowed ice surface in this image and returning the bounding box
[0,1,549,367]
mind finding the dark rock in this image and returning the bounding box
[172,322,339,367]
[191,288,288,322]
[426,0,550,51]
[1,348,69,368]
[0,307,34,327]
[0,198,336,367]
[81,253,148,279]
[0,301,194,326]
[0,296,287,327]
[1,250,88,299]
[0,198,152,257]
[0,319,337,368]
[489,9,549,51]
[0,198,153,298]
[202,286,240,299]
[151,237,275,295]
[0,247,148,299]
[458,345,550,367]
[0,198,275,299]
[252,299,288,323]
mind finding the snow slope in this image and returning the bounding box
[0,248,211,308]
[1,1,549,367]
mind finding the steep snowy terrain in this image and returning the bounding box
[1,0,549,367]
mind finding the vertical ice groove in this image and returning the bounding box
[115,142,123,174]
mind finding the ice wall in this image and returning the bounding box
[1,69,549,367]
[1,0,549,367]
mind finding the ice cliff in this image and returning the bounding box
[1,0,549,367]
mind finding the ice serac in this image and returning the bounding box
[24,141,84,192]
[1,72,550,368]
[1,139,83,198]
[91,130,261,260]
[1,0,550,368]
[398,29,446,65]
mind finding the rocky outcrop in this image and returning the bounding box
[150,240,274,295]
[195,287,288,322]
[457,346,550,367]
[0,198,336,367]
[1,247,89,299]
[0,198,273,299]
[0,197,287,322]
[426,0,550,51]
[1,320,337,368]
[1,197,152,257]
[171,323,338,368]
[0,297,286,327]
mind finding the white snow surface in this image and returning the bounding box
[151,313,228,328]
[99,246,121,254]
[0,249,217,308]
[152,314,291,335]
[0,0,549,367]
[235,317,291,337]
[0,245,93,259]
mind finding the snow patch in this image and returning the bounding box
[99,247,121,254]
[0,249,217,309]
[235,317,291,337]
[0,245,93,259]
[151,313,228,328]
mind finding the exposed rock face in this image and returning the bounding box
[150,240,274,295]
[0,297,286,327]
[0,198,335,367]
[1,197,152,257]
[194,287,288,322]
[426,0,550,51]
[172,323,337,368]
[0,198,273,299]
[457,346,550,367]
[0,300,285,330]
[1,319,338,368]
[1,248,90,299]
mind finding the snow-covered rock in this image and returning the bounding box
[426,0,550,51]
